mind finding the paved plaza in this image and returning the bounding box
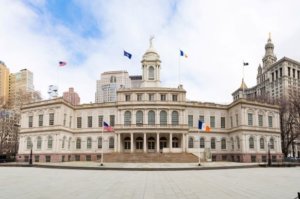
[0,167,299,199]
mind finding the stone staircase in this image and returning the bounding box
[102,152,198,163]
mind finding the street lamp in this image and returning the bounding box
[268,142,271,167]
[29,145,33,165]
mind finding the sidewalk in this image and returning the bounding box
[0,161,261,171]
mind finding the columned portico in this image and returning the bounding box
[169,133,173,152]
[143,133,146,152]
[156,133,160,152]
[130,133,134,153]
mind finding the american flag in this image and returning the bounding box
[59,61,67,67]
[104,121,114,132]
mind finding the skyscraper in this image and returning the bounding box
[95,70,131,103]
[0,61,10,107]
[232,35,300,101]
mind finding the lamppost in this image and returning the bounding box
[29,145,33,165]
[13,124,20,161]
[268,142,271,167]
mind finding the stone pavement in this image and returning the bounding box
[0,166,299,199]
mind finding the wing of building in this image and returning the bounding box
[17,39,283,163]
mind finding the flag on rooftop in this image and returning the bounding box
[180,50,188,58]
[59,61,67,67]
[124,50,132,59]
[104,121,114,132]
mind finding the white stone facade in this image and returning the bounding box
[17,39,283,163]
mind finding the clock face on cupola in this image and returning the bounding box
[48,85,58,99]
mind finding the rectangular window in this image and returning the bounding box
[160,94,166,101]
[34,155,39,162]
[230,116,233,128]
[258,115,263,127]
[110,115,115,126]
[77,117,82,128]
[293,69,295,78]
[149,93,154,101]
[49,113,54,126]
[69,116,72,128]
[275,70,278,79]
[268,116,273,128]
[137,94,142,101]
[271,73,274,81]
[98,115,103,127]
[63,114,66,126]
[88,116,92,128]
[279,68,282,77]
[125,94,130,101]
[235,114,239,126]
[248,113,253,126]
[288,67,291,76]
[298,71,300,79]
[38,115,43,127]
[28,116,33,128]
[210,116,215,128]
[221,117,225,128]
[188,115,193,128]
[172,94,178,101]
[199,115,204,123]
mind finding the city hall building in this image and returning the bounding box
[17,40,283,163]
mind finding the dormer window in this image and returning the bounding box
[148,66,154,80]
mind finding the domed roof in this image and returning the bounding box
[142,36,160,61]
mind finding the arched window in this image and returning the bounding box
[87,137,92,149]
[260,137,265,149]
[171,111,179,125]
[188,137,194,148]
[68,138,71,149]
[236,136,240,149]
[211,138,216,149]
[159,137,167,149]
[26,137,32,150]
[200,137,205,148]
[231,137,234,150]
[62,136,66,149]
[37,136,42,150]
[148,66,154,80]
[124,111,131,126]
[160,111,167,126]
[48,136,53,149]
[148,110,155,125]
[136,111,143,126]
[98,137,102,149]
[221,138,226,150]
[269,137,274,149]
[109,137,114,149]
[76,138,81,149]
[249,137,254,149]
[148,137,155,149]
[172,137,179,148]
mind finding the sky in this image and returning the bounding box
[1,0,300,104]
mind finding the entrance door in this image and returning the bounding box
[160,137,167,151]
[124,137,131,151]
[136,137,143,151]
[148,137,155,152]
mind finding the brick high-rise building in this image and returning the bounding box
[63,87,80,105]
[0,61,10,107]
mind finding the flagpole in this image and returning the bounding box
[100,121,104,166]
[178,50,181,85]
[198,129,201,166]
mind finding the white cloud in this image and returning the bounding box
[1,0,300,104]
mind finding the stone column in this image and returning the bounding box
[182,133,186,152]
[118,133,121,152]
[143,133,147,153]
[114,133,117,152]
[156,133,160,153]
[131,133,134,153]
[169,133,172,152]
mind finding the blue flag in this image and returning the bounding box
[198,120,204,130]
[124,50,132,59]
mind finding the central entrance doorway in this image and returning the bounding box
[148,137,155,152]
